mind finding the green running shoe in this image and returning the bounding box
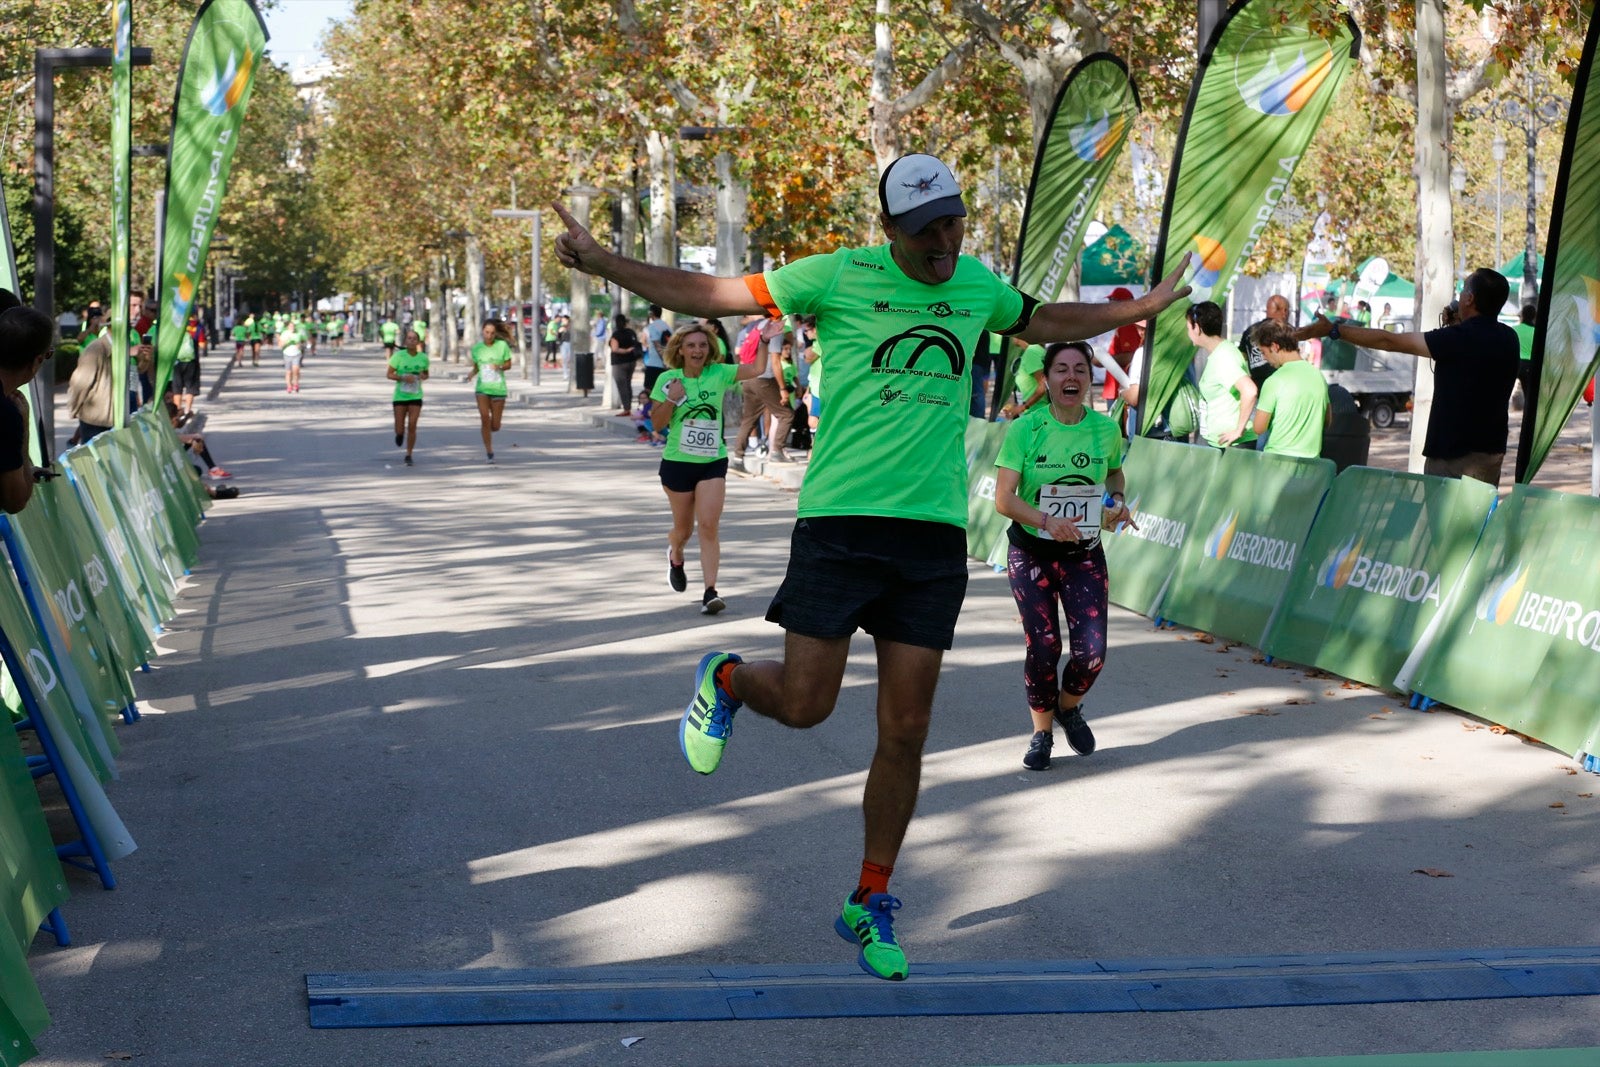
[834,892,908,981]
[680,651,742,774]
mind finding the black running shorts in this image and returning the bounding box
[766,516,968,650]
[172,360,200,394]
[659,457,728,493]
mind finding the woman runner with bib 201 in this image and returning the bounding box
[651,321,766,614]
[469,319,513,462]
[995,341,1136,771]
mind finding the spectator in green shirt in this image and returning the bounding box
[1250,319,1330,458]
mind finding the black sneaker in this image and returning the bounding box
[404,455,414,466]
[1023,730,1053,771]
[486,452,495,464]
[668,550,687,593]
[1055,706,1095,755]
[701,588,725,615]
[395,432,403,447]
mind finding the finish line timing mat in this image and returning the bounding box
[306,945,1600,1028]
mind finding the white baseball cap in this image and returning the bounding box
[877,153,967,235]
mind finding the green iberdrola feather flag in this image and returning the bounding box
[111,0,133,429]
[1139,0,1358,435]
[1516,12,1593,483]
[153,0,267,404]
[1011,53,1140,302]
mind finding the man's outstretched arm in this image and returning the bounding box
[1297,314,1430,358]
[553,202,764,320]
[1014,253,1192,343]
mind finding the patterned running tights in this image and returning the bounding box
[1006,541,1109,713]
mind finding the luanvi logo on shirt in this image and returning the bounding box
[927,302,953,317]
[1072,452,1091,469]
[871,325,966,380]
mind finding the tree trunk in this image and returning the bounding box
[618,168,641,322]
[870,0,899,167]
[1410,0,1452,474]
[645,130,677,282]
[567,186,595,399]
[442,284,459,364]
[464,233,485,355]
[714,147,749,343]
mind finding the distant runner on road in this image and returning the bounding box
[388,328,429,467]
[469,319,513,463]
[650,320,766,615]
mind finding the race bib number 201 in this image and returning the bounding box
[679,418,721,458]
[1039,483,1103,540]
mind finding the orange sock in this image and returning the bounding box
[852,860,893,903]
[714,661,738,700]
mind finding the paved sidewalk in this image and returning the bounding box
[25,343,1600,1066]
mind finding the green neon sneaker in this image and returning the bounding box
[679,651,742,774]
[834,892,908,981]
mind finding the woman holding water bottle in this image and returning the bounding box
[649,321,766,615]
[994,341,1137,772]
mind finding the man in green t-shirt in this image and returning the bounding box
[1250,319,1330,459]
[553,153,1191,981]
[379,317,400,353]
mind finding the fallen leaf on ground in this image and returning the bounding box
[1283,698,1314,706]
[1580,793,1594,799]
[1340,680,1361,690]
[1216,669,1232,677]
[1381,706,1394,713]
[1251,654,1267,664]
[1325,689,1339,697]
[1194,632,1216,644]
[1219,643,1235,652]
[1306,668,1333,679]
[1413,868,1453,878]
[1564,767,1580,775]
[1489,724,1510,734]
[1174,634,1188,641]
[1462,723,1485,732]
[1550,802,1567,809]
[1369,715,1388,720]
[1240,707,1278,716]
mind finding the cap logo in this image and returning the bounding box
[902,172,948,201]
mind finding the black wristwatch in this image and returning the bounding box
[1327,321,1342,341]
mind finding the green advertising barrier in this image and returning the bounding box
[0,947,41,1065]
[1409,486,1600,757]
[139,410,211,525]
[0,719,64,1054]
[1159,448,1334,646]
[95,428,188,588]
[1261,468,1494,689]
[6,486,139,730]
[0,553,134,861]
[129,416,202,570]
[86,431,183,617]
[964,418,1009,562]
[63,452,168,637]
[1101,438,1221,617]
[42,476,153,675]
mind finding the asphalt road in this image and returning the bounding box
[25,342,1600,1066]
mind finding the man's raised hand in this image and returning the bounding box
[552,202,602,273]
[1150,251,1195,308]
